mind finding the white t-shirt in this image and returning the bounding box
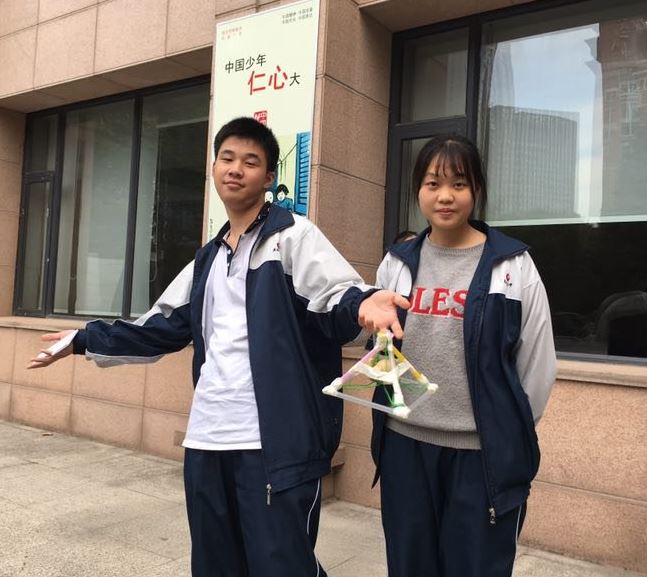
[182,227,262,450]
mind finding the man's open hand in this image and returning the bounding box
[27,330,76,369]
[358,290,410,339]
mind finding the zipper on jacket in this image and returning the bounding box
[473,247,531,525]
[259,447,272,507]
[469,289,499,527]
[243,231,274,509]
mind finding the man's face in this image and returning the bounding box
[212,136,275,213]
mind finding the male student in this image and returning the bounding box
[30,117,408,577]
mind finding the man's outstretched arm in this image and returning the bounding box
[28,261,195,369]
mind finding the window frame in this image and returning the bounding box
[385,0,647,365]
[14,75,210,320]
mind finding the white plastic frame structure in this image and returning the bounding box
[322,331,438,419]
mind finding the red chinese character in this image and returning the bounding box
[269,65,289,90]
[247,71,267,95]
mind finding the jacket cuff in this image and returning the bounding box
[354,287,380,317]
[72,329,87,355]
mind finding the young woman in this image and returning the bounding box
[372,134,556,577]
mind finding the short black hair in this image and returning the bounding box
[412,134,487,220]
[276,184,289,195]
[213,117,280,173]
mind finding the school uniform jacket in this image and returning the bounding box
[73,205,373,495]
[371,221,556,522]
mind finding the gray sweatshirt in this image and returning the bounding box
[386,239,484,449]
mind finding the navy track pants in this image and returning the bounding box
[379,428,526,577]
[184,448,326,577]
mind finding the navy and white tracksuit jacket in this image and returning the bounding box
[371,221,556,522]
[73,205,373,494]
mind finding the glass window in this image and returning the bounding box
[131,84,209,316]
[15,78,210,319]
[26,115,57,172]
[16,181,51,311]
[54,100,134,316]
[398,138,427,234]
[400,29,469,122]
[15,114,58,313]
[478,0,647,359]
[480,1,647,226]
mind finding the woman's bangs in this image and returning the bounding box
[430,146,467,179]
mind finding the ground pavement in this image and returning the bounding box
[0,420,643,577]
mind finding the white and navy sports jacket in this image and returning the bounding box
[371,221,556,522]
[72,205,374,493]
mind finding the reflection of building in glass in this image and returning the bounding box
[597,18,647,216]
[487,105,579,221]
[489,42,514,107]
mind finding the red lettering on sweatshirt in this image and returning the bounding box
[409,285,468,319]
[410,287,430,314]
[450,289,467,319]
[430,287,451,316]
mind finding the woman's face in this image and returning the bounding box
[418,156,475,235]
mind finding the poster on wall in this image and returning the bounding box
[207,0,319,239]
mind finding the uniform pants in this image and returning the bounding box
[184,448,326,577]
[379,428,525,577]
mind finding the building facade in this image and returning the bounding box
[0,0,645,572]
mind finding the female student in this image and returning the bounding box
[371,134,556,577]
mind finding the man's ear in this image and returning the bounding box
[264,171,276,189]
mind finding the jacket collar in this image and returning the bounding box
[212,202,295,246]
[258,203,295,239]
[192,203,296,318]
[389,221,528,277]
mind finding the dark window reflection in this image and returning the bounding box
[504,222,647,359]
[148,121,207,305]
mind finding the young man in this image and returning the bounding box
[30,117,408,577]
